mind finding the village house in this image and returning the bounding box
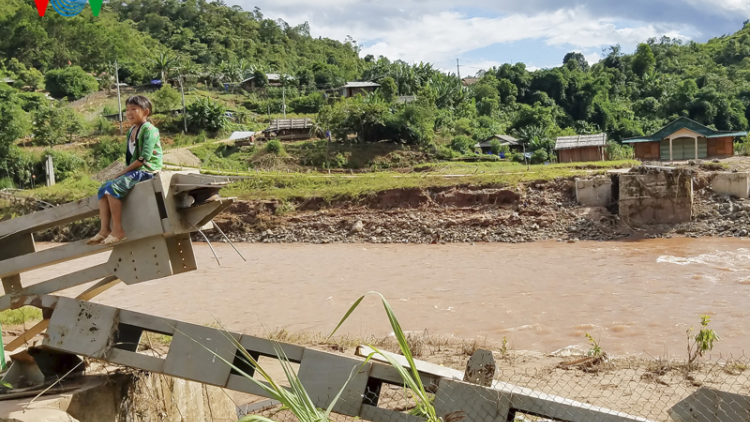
[623,117,747,161]
[262,118,313,141]
[338,81,380,98]
[555,133,608,162]
[241,73,290,90]
[475,134,522,154]
[461,77,479,87]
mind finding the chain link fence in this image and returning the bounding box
[238,352,750,422]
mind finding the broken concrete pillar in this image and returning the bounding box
[619,170,693,224]
[575,177,613,207]
[712,172,750,198]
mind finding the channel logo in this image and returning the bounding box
[34,0,103,17]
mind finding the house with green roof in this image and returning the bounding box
[622,117,746,161]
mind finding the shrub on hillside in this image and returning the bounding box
[531,149,549,164]
[1,146,35,188]
[437,145,459,160]
[32,103,86,146]
[186,97,227,132]
[90,137,124,170]
[42,150,86,182]
[266,139,283,155]
[91,116,117,136]
[44,66,98,100]
[152,85,181,113]
[511,151,526,163]
[290,92,325,114]
[449,135,476,154]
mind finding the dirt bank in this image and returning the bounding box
[210,179,629,245]
[206,173,747,245]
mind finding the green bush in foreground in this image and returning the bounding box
[266,139,283,155]
[0,307,42,325]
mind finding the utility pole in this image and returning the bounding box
[282,85,287,118]
[456,59,461,81]
[178,68,187,133]
[114,60,123,135]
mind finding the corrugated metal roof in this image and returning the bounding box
[555,133,607,150]
[229,131,255,141]
[477,134,520,147]
[623,116,747,143]
[241,73,291,83]
[341,81,381,89]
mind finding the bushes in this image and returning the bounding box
[90,137,124,170]
[91,116,117,136]
[449,135,476,154]
[511,151,526,163]
[436,145,459,160]
[152,85,181,113]
[187,97,227,132]
[531,149,549,164]
[42,150,87,182]
[0,146,35,187]
[32,103,86,146]
[290,92,325,114]
[266,139,283,155]
[44,66,98,100]
[606,141,635,160]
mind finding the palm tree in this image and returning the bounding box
[151,52,178,82]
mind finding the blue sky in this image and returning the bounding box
[229,0,750,74]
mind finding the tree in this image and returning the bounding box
[563,52,589,72]
[449,135,475,154]
[379,76,398,102]
[0,83,29,154]
[44,66,98,100]
[252,69,269,89]
[151,52,178,82]
[632,43,656,77]
[186,97,227,132]
[489,139,502,155]
[32,103,86,146]
[152,85,181,112]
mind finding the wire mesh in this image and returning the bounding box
[238,352,750,422]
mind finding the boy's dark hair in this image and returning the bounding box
[125,95,153,116]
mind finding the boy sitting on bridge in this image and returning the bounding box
[87,95,163,246]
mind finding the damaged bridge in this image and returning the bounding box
[0,171,737,422]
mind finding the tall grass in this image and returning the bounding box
[198,291,455,422]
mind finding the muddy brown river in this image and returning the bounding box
[25,239,750,357]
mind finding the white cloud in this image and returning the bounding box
[307,8,688,64]
[229,0,741,70]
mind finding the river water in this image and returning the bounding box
[26,238,750,357]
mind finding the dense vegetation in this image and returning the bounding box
[2,0,750,189]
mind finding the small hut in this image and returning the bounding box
[555,133,608,162]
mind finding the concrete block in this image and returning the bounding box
[619,172,693,224]
[163,322,239,387]
[575,177,613,207]
[669,387,750,422]
[298,348,371,417]
[44,298,117,358]
[107,237,172,285]
[712,172,750,198]
[435,379,511,421]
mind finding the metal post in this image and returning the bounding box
[45,155,55,187]
[114,60,123,135]
[178,69,187,133]
[282,85,286,118]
